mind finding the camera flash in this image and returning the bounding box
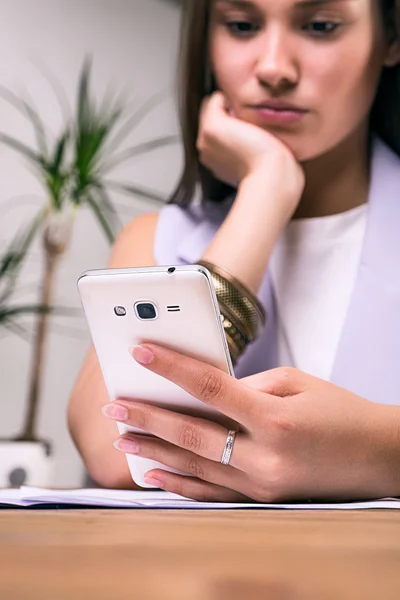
[114,306,127,317]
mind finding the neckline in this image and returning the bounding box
[289,202,368,228]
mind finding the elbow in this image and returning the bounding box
[84,446,135,490]
[67,401,135,490]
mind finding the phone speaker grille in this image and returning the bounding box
[167,306,181,312]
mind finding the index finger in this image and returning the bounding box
[207,91,233,119]
[131,343,260,430]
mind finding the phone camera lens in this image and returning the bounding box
[114,306,127,317]
[135,302,157,320]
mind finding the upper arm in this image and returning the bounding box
[107,211,159,268]
[68,211,160,488]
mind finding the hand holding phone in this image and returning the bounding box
[78,265,236,488]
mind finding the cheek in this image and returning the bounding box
[311,48,381,110]
[294,32,385,159]
[307,25,386,126]
[210,39,252,106]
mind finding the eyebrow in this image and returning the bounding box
[295,0,354,6]
[215,0,353,7]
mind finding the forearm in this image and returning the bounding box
[202,170,299,294]
[68,347,137,489]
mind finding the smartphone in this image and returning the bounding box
[77,265,236,488]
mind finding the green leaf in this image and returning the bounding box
[43,130,70,210]
[105,91,166,155]
[0,320,30,341]
[104,180,167,204]
[0,133,44,166]
[92,182,119,218]
[0,209,45,304]
[71,59,130,205]
[30,57,72,124]
[0,86,48,157]
[0,129,70,207]
[77,55,92,134]
[85,193,116,244]
[0,305,52,320]
[51,130,69,174]
[102,135,178,173]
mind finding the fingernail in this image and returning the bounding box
[131,345,155,365]
[144,476,164,488]
[113,438,140,454]
[102,404,128,422]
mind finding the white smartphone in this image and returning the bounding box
[77,265,236,488]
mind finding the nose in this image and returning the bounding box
[255,24,298,92]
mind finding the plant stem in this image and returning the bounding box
[17,244,61,442]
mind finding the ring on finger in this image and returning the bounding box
[221,429,237,466]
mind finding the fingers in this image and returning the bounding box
[142,469,251,503]
[103,399,251,472]
[199,92,232,138]
[207,90,229,114]
[131,344,261,429]
[201,91,228,115]
[114,433,247,493]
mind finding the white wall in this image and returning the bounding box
[0,0,182,486]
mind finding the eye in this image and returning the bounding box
[225,20,260,37]
[304,21,341,36]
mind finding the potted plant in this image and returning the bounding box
[0,58,175,487]
[0,216,55,487]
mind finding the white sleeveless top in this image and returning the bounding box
[269,204,368,381]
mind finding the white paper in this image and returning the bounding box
[1,486,400,509]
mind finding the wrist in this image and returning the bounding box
[201,163,302,293]
[242,158,304,214]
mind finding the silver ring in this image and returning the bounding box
[221,430,237,466]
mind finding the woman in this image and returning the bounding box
[68,0,400,502]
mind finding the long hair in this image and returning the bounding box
[169,0,400,207]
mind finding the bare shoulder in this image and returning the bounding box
[108,211,159,268]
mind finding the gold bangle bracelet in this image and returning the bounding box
[224,329,241,365]
[199,260,266,325]
[217,288,258,342]
[220,314,247,355]
[199,260,266,343]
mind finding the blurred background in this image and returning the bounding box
[0,0,183,487]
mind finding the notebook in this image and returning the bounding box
[1,486,400,509]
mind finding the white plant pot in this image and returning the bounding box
[0,441,54,488]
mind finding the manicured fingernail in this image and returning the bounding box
[113,438,140,454]
[144,476,164,488]
[102,404,128,421]
[131,345,155,365]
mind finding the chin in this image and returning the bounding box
[237,110,322,162]
[265,131,341,164]
[263,131,320,163]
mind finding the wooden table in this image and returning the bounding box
[1,509,400,599]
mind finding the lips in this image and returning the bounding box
[254,102,308,113]
[251,104,308,125]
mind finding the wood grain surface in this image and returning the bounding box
[1,509,400,599]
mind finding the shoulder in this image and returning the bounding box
[107,212,159,268]
[119,211,159,241]
[107,199,232,268]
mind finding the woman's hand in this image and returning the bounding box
[197,91,304,197]
[102,344,400,503]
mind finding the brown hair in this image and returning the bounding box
[169,0,400,207]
